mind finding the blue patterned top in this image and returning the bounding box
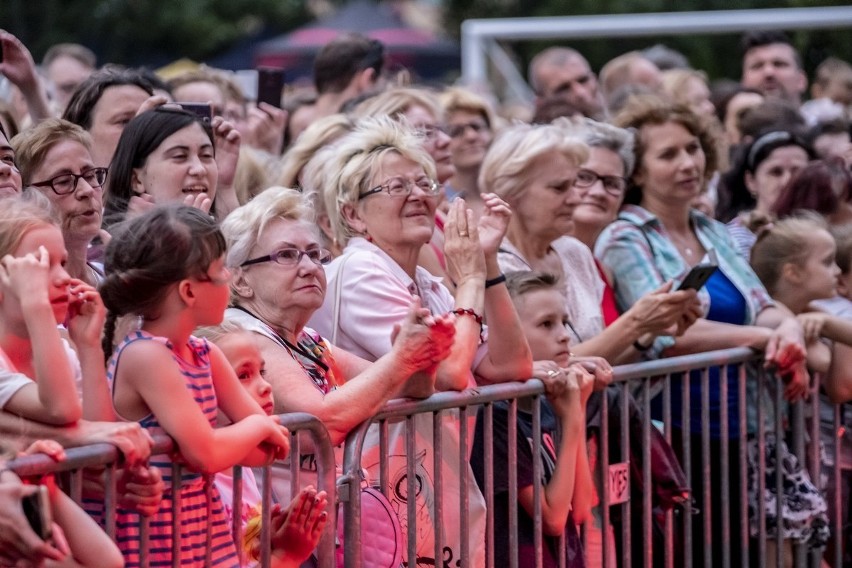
[595,205,775,358]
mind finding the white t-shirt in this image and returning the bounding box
[0,337,82,410]
[498,236,605,342]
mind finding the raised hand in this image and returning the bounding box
[211,116,241,189]
[270,485,329,566]
[443,198,486,286]
[0,246,53,309]
[246,103,288,155]
[477,193,512,257]
[67,279,106,348]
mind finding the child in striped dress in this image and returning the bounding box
[96,205,291,568]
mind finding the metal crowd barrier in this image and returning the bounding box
[338,347,848,568]
[6,412,337,568]
[5,351,848,568]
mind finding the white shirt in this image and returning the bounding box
[0,338,82,410]
[498,236,605,342]
[310,237,487,375]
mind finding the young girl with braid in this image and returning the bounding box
[95,204,291,568]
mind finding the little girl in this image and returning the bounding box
[197,319,328,568]
[97,204,291,567]
[749,213,842,565]
[0,193,109,425]
[471,271,596,568]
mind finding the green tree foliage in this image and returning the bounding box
[445,0,851,84]
[1,0,313,66]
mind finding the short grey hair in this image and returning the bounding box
[220,186,316,272]
[478,122,588,203]
[323,115,436,247]
[554,116,636,177]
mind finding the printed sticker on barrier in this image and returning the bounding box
[608,462,630,505]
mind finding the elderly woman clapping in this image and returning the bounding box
[221,186,455,447]
[309,115,531,568]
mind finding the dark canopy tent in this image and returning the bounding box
[253,0,459,82]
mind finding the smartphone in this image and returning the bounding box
[177,102,213,123]
[677,249,718,291]
[22,484,53,541]
[256,67,285,109]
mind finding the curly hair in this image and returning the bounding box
[613,94,722,205]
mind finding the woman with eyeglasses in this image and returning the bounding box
[310,115,531,568]
[440,87,498,221]
[12,118,109,286]
[480,120,701,366]
[221,183,454,450]
[353,87,458,288]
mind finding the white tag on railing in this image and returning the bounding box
[608,462,630,505]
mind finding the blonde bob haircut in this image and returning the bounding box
[324,115,436,247]
[440,87,497,130]
[220,185,316,275]
[750,211,829,296]
[352,86,443,122]
[478,122,588,204]
[276,113,355,189]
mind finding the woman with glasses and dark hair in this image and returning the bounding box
[12,118,108,286]
[310,115,531,568]
[102,106,241,229]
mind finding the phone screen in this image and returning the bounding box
[177,102,213,123]
[256,67,285,109]
[22,485,53,541]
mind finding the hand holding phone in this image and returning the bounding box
[677,249,718,291]
[22,484,53,542]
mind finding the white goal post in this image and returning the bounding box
[460,6,852,103]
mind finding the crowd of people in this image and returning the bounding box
[0,21,851,568]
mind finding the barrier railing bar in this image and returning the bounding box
[532,396,543,568]
[600,386,610,568]
[738,362,749,568]
[484,402,495,568]
[757,371,767,568]
[621,381,632,568]
[774,378,784,567]
[663,373,674,568]
[460,406,471,568]
[642,378,653,568]
[405,415,417,568]
[720,363,731,568]
[433,410,444,568]
[700,365,712,568]
[508,398,519,568]
[682,368,692,568]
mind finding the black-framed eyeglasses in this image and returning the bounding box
[358,176,440,200]
[240,247,333,268]
[446,121,489,139]
[30,167,108,196]
[573,168,627,196]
